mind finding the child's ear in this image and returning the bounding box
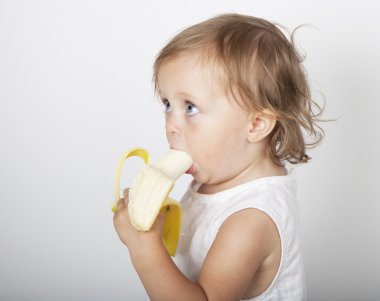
[246,110,277,143]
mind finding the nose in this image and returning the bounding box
[165,111,182,134]
[165,112,184,145]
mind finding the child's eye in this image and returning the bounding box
[185,102,199,116]
[162,99,171,112]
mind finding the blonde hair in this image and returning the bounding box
[153,13,324,165]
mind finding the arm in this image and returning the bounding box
[131,235,207,301]
[113,189,207,301]
[198,208,280,300]
[113,190,279,301]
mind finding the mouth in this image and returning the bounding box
[185,164,194,174]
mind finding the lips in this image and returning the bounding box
[185,164,194,174]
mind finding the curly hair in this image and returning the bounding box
[153,13,324,165]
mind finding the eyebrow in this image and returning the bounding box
[157,89,201,102]
[176,91,200,102]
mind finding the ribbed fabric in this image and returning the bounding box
[174,169,307,300]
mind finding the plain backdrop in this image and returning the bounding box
[1,0,379,300]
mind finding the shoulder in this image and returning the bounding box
[219,208,280,255]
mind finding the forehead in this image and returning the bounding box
[156,52,228,98]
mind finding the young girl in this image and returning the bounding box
[113,13,323,301]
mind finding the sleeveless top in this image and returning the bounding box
[174,169,307,300]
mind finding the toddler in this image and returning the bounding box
[114,13,323,301]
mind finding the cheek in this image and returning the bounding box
[188,121,247,166]
[187,110,246,147]
[187,126,226,165]
[185,126,209,155]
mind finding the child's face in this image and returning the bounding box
[157,54,253,189]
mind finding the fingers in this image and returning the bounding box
[113,188,130,214]
[116,198,125,212]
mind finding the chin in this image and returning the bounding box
[191,172,204,184]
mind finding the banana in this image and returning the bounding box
[112,147,193,256]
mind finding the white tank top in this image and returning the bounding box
[174,169,307,301]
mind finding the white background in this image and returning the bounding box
[1,1,379,300]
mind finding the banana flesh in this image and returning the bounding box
[112,147,192,256]
[128,166,174,231]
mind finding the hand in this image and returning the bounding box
[113,188,165,255]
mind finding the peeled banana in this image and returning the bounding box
[112,147,193,256]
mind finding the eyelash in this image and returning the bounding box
[162,99,171,112]
[161,99,199,116]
